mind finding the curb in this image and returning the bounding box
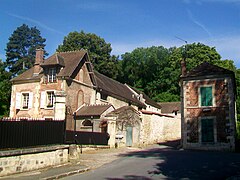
[43,167,90,180]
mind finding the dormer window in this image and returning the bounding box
[45,68,57,83]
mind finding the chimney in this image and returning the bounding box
[181,59,187,77]
[33,48,44,75]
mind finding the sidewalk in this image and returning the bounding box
[0,146,143,180]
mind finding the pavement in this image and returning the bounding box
[0,146,144,180]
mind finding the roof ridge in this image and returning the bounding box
[56,49,87,54]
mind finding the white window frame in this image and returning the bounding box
[198,85,216,107]
[198,116,217,144]
[47,68,57,83]
[16,92,33,110]
[22,93,29,109]
[46,91,55,108]
[40,90,55,109]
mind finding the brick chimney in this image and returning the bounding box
[33,48,44,76]
[181,59,187,77]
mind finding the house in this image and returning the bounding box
[9,48,180,147]
[180,61,237,151]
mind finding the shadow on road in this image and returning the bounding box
[117,142,240,180]
[106,175,151,180]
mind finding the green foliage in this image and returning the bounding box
[153,92,180,102]
[0,60,11,117]
[5,24,47,76]
[119,46,178,100]
[57,30,119,79]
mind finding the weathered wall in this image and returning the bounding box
[65,80,95,130]
[0,145,69,177]
[10,82,41,118]
[182,77,236,151]
[140,114,181,145]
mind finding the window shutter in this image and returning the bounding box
[206,87,212,106]
[28,92,33,108]
[40,91,46,109]
[200,87,212,106]
[200,88,206,106]
[16,92,21,109]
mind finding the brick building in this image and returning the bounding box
[180,61,237,151]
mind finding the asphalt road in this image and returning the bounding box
[63,144,240,180]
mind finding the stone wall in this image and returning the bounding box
[0,145,69,177]
[140,114,181,145]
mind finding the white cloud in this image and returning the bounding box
[7,13,65,35]
[187,9,212,38]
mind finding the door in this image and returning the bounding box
[201,118,214,143]
[126,126,133,147]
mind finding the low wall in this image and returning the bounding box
[0,145,69,177]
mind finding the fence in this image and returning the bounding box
[65,130,109,145]
[0,119,65,149]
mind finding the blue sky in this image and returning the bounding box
[1,0,240,68]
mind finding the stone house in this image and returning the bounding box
[180,61,237,151]
[9,48,180,147]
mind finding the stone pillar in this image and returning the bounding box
[107,118,116,148]
[54,91,66,120]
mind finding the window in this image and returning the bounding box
[45,68,56,83]
[16,92,33,110]
[201,118,214,143]
[22,93,29,109]
[47,91,54,108]
[200,86,213,106]
[100,93,108,100]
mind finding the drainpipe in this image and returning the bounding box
[73,112,77,143]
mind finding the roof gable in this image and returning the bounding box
[184,62,234,78]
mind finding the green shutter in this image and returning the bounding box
[201,87,212,106]
[201,118,214,143]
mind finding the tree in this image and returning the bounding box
[5,24,47,76]
[119,46,177,101]
[0,60,11,117]
[57,30,119,79]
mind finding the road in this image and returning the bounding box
[63,144,240,180]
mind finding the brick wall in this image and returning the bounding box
[182,77,236,151]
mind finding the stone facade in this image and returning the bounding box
[181,62,236,151]
[9,49,181,149]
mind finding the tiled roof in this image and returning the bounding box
[94,71,146,108]
[75,104,113,117]
[184,62,234,78]
[106,106,139,117]
[11,67,43,82]
[130,86,162,109]
[11,50,87,82]
[158,102,181,114]
[41,54,65,67]
[56,50,87,77]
